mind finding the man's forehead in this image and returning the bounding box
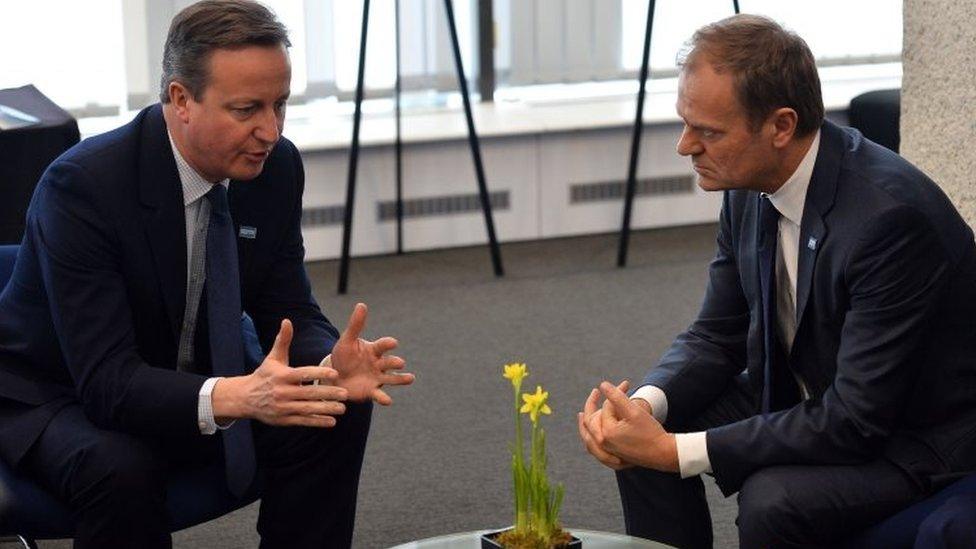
[676,64,740,123]
[204,45,291,97]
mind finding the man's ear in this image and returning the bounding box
[769,107,799,149]
[168,82,193,123]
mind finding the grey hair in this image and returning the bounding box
[159,0,290,103]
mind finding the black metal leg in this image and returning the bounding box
[395,0,404,254]
[443,0,504,277]
[338,0,371,294]
[733,0,741,13]
[617,0,656,267]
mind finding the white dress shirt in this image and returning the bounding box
[633,130,822,478]
[167,133,232,435]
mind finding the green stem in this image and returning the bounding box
[513,382,527,533]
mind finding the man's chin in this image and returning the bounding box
[695,174,722,192]
[229,162,266,181]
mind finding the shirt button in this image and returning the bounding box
[199,421,207,429]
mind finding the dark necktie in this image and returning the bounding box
[757,194,781,415]
[206,184,256,496]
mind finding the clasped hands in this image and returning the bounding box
[577,380,679,473]
[214,303,414,428]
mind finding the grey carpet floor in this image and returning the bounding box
[23,223,740,549]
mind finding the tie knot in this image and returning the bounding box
[759,195,780,236]
[206,184,229,215]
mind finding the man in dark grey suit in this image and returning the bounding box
[578,14,976,549]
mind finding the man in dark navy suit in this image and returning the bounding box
[578,14,976,549]
[0,1,413,547]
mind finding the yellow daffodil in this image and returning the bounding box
[503,362,528,387]
[520,385,552,423]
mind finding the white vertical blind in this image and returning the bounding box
[620,0,902,73]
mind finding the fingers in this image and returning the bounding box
[341,303,368,343]
[286,365,339,385]
[600,380,635,417]
[583,387,601,417]
[379,372,415,386]
[267,319,293,364]
[372,388,393,406]
[600,380,631,420]
[380,355,406,371]
[275,399,347,417]
[276,383,349,402]
[373,336,398,355]
[278,415,338,428]
[577,411,625,469]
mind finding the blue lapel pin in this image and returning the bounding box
[807,236,818,251]
[239,226,257,239]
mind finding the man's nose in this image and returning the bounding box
[254,109,280,145]
[676,126,701,156]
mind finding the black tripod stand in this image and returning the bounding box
[616,0,741,267]
[338,0,505,294]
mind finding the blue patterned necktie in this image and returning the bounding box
[757,194,781,415]
[206,184,255,496]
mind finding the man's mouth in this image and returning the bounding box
[244,151,270,162]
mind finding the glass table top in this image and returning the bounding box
[389,528,674,548]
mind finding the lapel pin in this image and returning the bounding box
[239,226,257,239]
[807,236,818,251]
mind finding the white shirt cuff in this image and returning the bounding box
[198,377,235,434]
[675,431,712,478]
[631,384,668,424]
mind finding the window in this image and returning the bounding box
[621,0,902,73]
[0,0,900,118]
[496,0,902,92]
[0,1,126,116]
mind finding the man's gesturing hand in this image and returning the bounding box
[213,319,349,428]
[331,303,414,405]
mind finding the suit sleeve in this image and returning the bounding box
[642,192,751,428]
[707,205,949,495]
[29,160,207,438]
[246,141,339,367]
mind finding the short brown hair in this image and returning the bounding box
[678,14,824,136]
[159,0,291,103]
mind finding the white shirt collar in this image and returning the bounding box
[766,130,821,227]
[166,130,229,207]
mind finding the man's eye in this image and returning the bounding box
[702,129,716,138]
[234,106,255,115]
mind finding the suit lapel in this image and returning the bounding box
[137,105,187,343]
[794,121,844,335]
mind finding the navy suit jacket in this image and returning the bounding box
[644,120,976,495]
[0,105,338,467]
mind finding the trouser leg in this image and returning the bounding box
[914,494,976,549]
[21,405,171,549]
[616,374,755,549]
[735,459,922,548]
[616,468,713,549]
[253,401,373,549]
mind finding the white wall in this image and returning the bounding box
[297,122,722,261]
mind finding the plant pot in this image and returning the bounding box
[480,528,582,548]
